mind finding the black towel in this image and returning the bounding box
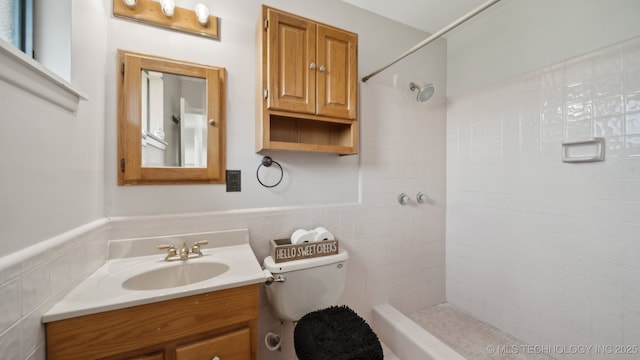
[294,305,384,360]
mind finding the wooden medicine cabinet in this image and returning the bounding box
[256,6,359,155]
[118,50,226,185]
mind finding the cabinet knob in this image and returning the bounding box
[319,65,326,72]
[417,192,429,204]
[309,62,317,69]
[208,119,216,126]
[212,357,220,360]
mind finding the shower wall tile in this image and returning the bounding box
[626,93,640,112]
[594,73,624,98]
[447,36,640,357]
[359,83,447,314]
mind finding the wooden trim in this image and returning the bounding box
[113,0,219,40]
[117,50,226,185]
[265,141,355,155]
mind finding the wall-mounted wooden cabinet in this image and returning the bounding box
[257,5,358,155]
[46,285,258,360]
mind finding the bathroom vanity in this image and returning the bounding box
[43,230,264,360]
[46,285,258,360]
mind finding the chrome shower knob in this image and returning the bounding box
[416,192,429,204]
[398,193,410,205]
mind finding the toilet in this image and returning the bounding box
[263,250,383,359]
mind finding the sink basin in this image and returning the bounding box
[122,262,230,291]
[42,229,268,323]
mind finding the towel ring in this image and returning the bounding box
[256,156,283,188]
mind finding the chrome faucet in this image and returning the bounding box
[158,240,209,262]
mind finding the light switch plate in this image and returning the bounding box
[226,170,241,192]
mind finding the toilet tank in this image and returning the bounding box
[263,250,348,321]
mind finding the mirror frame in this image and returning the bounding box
[117,50,226,185]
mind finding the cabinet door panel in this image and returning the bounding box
[266,9,316,114]
[316,25,357,119]
[175,328,251,360]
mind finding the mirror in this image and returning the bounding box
[141,70,207,168]
[118,50,225,185]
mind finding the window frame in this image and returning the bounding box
[0,0,83,112]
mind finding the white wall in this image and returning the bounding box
[447,0,640,96]
[104,0,440,216]
[447,32,640,355]
[0,1,106,259]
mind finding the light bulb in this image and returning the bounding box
[194,3,209,26]
[160,0,175,17]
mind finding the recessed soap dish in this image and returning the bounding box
[561,137,605,163]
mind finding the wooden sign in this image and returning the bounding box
[270,238,339,263]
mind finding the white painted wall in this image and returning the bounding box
[105,0,440,216]
[0,1,106,259]
[0,0,442,254]
[447,0,640,96]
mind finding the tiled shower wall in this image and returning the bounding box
[447,36,640,357]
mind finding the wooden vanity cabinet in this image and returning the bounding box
[46,284,258,360]
[257,5,359,155]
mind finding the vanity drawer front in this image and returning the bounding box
[175,327,251,360]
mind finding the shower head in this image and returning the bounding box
[409,82,435,103]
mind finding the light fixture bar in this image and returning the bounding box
[113,0,219,40]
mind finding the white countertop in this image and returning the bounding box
[42,230,265,323]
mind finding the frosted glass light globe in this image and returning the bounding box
[194,3,210,26]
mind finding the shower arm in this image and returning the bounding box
[361,0,502,83]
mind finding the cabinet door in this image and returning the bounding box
[175,328,251,360]
[316,25,357,120]
[266,8,316,115]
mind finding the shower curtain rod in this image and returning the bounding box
[361,0,502,83]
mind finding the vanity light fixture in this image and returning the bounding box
[113,0,220,40]
[160,0,175,17]
[194,3,210,26]
[122,0,137,8]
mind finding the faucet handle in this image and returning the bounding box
[191,240,209,254]
[158,244,177,256]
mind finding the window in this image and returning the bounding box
[0,0,32,56]
[0,0,81,112]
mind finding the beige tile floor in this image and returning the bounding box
[409,304,556,360]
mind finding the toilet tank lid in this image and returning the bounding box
[263,249,348,273]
